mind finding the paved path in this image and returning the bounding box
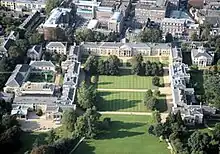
[55,74,61,85]
[97,88,148,92]
[100,111,169,122]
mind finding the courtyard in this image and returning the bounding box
[28,71,54,83]
[74,115,170,154]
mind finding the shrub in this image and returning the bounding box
[152,76,160,87]
[153,90,160,97]
[36,109,43,116]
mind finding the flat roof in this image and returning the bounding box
[87,19,99,29]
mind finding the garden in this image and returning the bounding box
[28,72,54,83]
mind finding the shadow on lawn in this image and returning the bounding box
[98,81,113,85]
[97,121,145,140]
[157,95,168,112]
[74,141,95,154]
[98,99,140,111]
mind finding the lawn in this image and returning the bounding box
[28,72,54,83]
[74,115,170,154]
[98,75,164,89]
[98,92,167,112]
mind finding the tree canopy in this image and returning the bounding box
[62,109,77,132]
[77,82,97,109]
[138,28,162,43]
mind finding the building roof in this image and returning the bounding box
[29,60,55,68]
[188,0,204,8]
[28,45,42,54]
[87,19,99,29]
[44,7,72,27]
[0,92,14,102]
[81,42,171,50]
[110,12,122,22]
[46,42,67,49]
[191,47,213,59]
[0,39,15,52]
[5,64,30,87]
[19,11,41,29]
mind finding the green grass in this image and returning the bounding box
[75,115,170,154]
[98,75,164,89]
[98,92,167,112]
[28,72,54,83]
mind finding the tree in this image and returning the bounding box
[201,28,210,41]
[36,109,43,116]
[0,126,22,154]
[152,110,161,123]
[154,123,164,137]
[106,55,120,75]
[28,32,44,45]
[188,131,212,153]
[77,82,97,109]
[16,39,29,52]
[138,28,162,43]
[0,99,12,115]
[1,115,18,130]
[91,75,99,84]
[165,33,173,43]
[45,0,61,14]
[47,129,57,144]
[84,56,98,76]
[74,107,100,138]
[152,76,160,86]
[153,89,160,97]
[145,97,159,111]
[8,45,22,58]
[190,32,198,41]
[106,31,118,42]
[131,54,144,75]
[75,28,95,43]
[97,59,105,75]
[31,145,55,154]
[62,108,77,132]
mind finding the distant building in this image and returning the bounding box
[27,45,42,60]
[169,46,216,125]
[135,2,166,24]
[43,7,75,41]
[0,0,46,12]
[80,42,172,57]
[108,12,124,33]
[0,38,15,57]
[191,47,214,67]
[19,11,43,34]
[29,60,56,71]
[46,42,68,55]
[4,64,31,93]
[61,45,80,71]
[161,18,186,37]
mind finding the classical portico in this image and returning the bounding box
[119,44,133,57]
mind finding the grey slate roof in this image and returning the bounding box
[5,64,30,87]
[191,48,213,59]
[32,45,42,53]
[30,60,55,68]
[46,42,67,48]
